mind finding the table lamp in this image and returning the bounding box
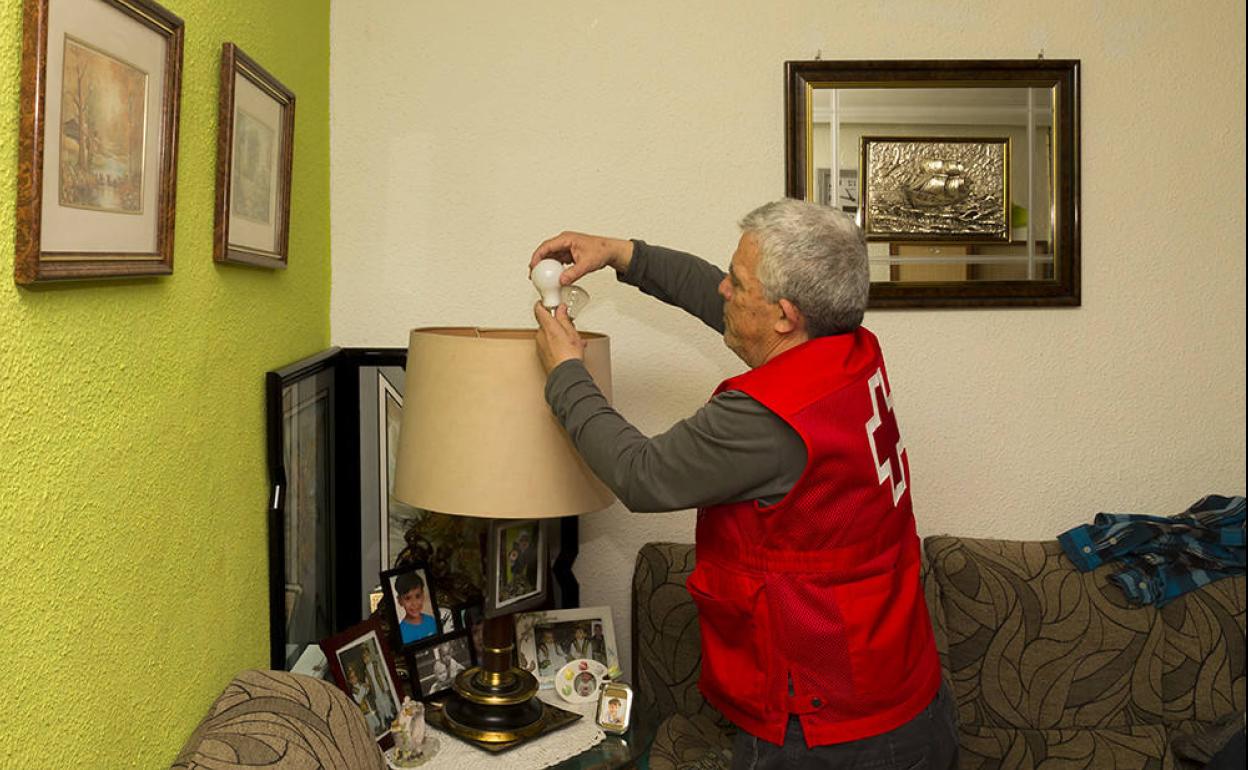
[391,326,613,746]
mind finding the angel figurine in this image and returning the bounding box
[388,697,427,766]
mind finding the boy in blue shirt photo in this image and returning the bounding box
[394,571,438,644]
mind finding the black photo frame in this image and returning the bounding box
[380,561,443,651]
[266,347,582,670]
[407,630,476,701]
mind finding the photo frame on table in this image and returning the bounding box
[319,616,404,750]
[859,135,1010,243]
[595,682,633,735]
[380,561,443,651]
[515,605,620,689]
[213,42,295,268]
[14,0,184,284]
[407,630,475,700]
[486,518,547,616]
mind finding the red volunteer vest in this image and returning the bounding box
[688,328,941,747]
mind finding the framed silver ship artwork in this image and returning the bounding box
[859,136,1010,243]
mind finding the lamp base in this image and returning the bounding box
[441,666,545,742]
[426,691,583,754]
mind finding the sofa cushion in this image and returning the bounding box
[649,713,734,770]
[172,669,386,770]
[1161,576,1246,723]
[958,724,1169,768]
[926,536,1165,730]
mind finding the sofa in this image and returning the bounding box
[633,537,1246,769]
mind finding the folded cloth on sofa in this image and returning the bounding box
[1057,495,1245,606]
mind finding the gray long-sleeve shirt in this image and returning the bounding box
[544,241,806,512]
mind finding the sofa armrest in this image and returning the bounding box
[172,669,386,770]
[632,542,730,729]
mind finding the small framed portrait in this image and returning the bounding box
[319,617,404,749]
[595,682,633,735]
[214,42,295,268]
[381,562,443,650]
[515,606,620,689]
[408,631,475,700]
[486,519,546,615]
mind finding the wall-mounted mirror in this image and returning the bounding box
[786,60,1080,307]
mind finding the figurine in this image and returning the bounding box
[389,697,427,765]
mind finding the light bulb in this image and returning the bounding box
[531,259,565,309]
[561,285,590,320]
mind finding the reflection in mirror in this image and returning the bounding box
[786,61,1080,307]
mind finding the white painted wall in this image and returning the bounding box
[331,0,1247,679]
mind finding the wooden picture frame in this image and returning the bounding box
[319,616,405,749]
[214,42,295,268]
[14,0,184,284]
[785,59,1081,308]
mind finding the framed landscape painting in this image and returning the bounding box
[214,42,295,268]
[14,0,184,284]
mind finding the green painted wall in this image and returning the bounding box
[0,1,330,766]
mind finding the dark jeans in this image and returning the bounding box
[731,682,959,770]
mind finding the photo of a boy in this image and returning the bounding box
[393,571,438,644]
[604,697,624,726]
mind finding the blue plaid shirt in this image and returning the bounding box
[1058,495,1245,607]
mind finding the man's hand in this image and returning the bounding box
[530,231,634,286]
[533,301,586,373]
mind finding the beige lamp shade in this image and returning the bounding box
[392,327,614,518]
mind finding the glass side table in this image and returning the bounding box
[409,690,657,770]
[546,704,656,770]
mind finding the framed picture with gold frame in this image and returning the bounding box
[13,0,184,285]
[214,42,295,269]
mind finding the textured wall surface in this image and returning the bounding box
[330,0,1246,682]
[0,1,329,766]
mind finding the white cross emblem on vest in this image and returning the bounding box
[865,368,907,505]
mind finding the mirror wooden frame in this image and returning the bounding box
[785,59,1081,308]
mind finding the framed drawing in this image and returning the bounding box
[320,616,404,749]
[14,0,184,284]
[514,605,620,689]
[859,136,1010,242]
[214,42,295,268]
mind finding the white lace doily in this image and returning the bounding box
[409,690,605,769]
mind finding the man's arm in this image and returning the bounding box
[545,360,805,512]
[619,240,726,333]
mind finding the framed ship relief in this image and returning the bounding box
[860,136,1010,243]
[214,43,295,268]
[13,0,184,284]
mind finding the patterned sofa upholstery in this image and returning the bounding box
[633,538,1245,769]
[172,669,386,770]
